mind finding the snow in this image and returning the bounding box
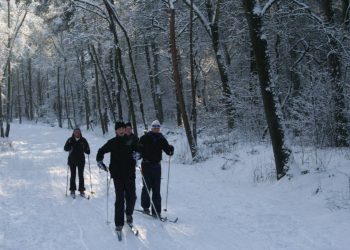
[0,122,350,249]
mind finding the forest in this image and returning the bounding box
[1,0,350,180]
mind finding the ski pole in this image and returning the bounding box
[66,164,69,197]
[164,156,171,212]
[106,170,111,224]
[138,165,162,222]
[88,155,94,194]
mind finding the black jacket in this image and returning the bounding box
[126,133,139,165]
[64,135,90,165]
[139,132,173,165]
[96,135,138,180]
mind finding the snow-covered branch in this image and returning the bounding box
[182,0,212,37]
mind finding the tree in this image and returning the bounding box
[242,0,291,179]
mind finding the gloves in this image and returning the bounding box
[97,161,108,172]
[168,145,174,156]
[132,152,141,161]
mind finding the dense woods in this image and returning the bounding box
[1,0,350,179]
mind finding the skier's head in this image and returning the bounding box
[125,122,133,136]
[115,121,126,137]
[151,120,161,133]
[73,127,81,138]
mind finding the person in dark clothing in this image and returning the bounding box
[125,122,140,166]
[64,127,90,196]
[96,121,139,231]
[139,120,174,217]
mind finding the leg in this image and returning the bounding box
[151,165,162,215]
[125,178,136,216]
[69,164,77,191]
[141,167,152,210]
[77,163,85,192]
[113,179,125,228]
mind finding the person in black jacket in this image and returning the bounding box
[64,127,90,196]
[96,121,139,231]
[139,120,174,217]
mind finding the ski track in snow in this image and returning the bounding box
[0,123,349,250]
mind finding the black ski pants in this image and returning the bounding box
[113,178,136,227]
[141,163,162,215]
[69,163,85,191]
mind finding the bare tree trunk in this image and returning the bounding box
[89,46,106,134]
[320,0,349,146]
[76,48,90,130]
[63,62,73,129]
[69,80,77,127]
[5,0,11,137]
[144,41,159,120]
[57,66,62,128]
[90,44,116,123]
[114,50,123,121]
[16,68,22,124]
[21,61,29,120]
[151,42,164,123]
[103,4,138,135]
[190,0,197,145]
[169,4,196,158]
[243,0,291,180]
[104,0,147,130]
[28,58,34,120]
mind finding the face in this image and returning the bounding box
[125,126,132,136]
[151,127,160,133]
[116,127,125,136]
[73,130,81,138]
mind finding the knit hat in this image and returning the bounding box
[125,122,132,128]
[115,121,126,130]
[151,120,161,128]
[73,126,81,132]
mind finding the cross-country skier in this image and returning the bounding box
[96,121,139,232]
[64,127,90,197]
[139,120,174,218]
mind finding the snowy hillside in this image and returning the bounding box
[0,122,349,250]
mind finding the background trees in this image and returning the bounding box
[1,0,349,179]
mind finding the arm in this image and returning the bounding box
[96,141,111,162]
[64,138,72,152]
[161,136,174,156]
[84,138,90,155]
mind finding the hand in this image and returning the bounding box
[132,152,141,161]
[97,161,108,172]
[169,145,174,156]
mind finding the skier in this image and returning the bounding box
[64,127,90,197]
[96,121,139,232]
[139,120,174,217]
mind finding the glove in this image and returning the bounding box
[168,145,174,156]
[132,152,141,161]
[97,161,108,172]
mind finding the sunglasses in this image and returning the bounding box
[152,125,161,128]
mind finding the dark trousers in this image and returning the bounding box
[69,163,85,191]
[113,178,136,227]
[141,163,162,215]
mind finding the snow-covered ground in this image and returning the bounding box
[0,122,349,250]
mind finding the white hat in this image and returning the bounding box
[151,120,161,128]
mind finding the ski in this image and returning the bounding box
[79,193,90,200]
[127,223,139,236]
[134,209,178,223]
[70,193,76,199]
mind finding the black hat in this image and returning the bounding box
[115,121,126,130]
[125,122,132,128]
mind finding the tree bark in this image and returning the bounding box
[190,0,197,145]
[242,0,291,179]
[169,5,196,158]
[320,0,349,146]
[89,46,106,134]
[57,66,62,128]
[151,42,164,123]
